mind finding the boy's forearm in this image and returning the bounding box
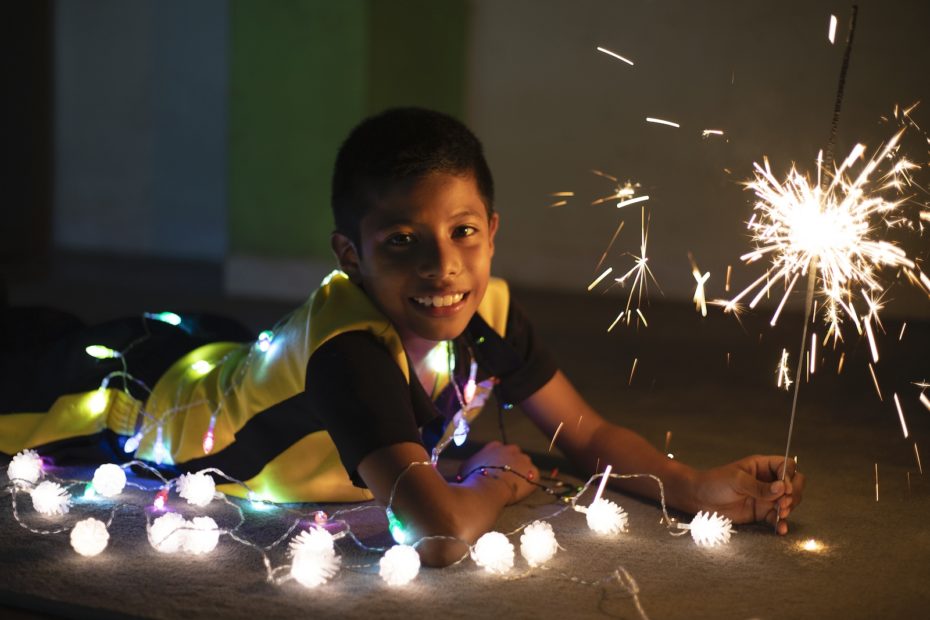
[573,423,699,513]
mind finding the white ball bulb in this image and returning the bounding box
[585,498,628,535]
[520,520,559,567]
[30,481,71,516]
[92,464,127,497]
[70,518,109,557]
[149,512,187,553]
[289,528,340,588]
[7,449,43,487]
[177,471,216,507]
[379,544,421,586]
[184,516,220,554]
[689,511,734,548]
[471,531,514,575]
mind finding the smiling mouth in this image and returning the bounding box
[411,292,467,308]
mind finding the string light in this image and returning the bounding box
[91,464,127,497]
[257,330,274,353]
[148,512,188,553]
[143,311,182,326]
[185,516,221,555]
[86,388,109,416]
[471,531,514,574]
[153,488,169,511]
[190,360,214,377]
[30,481,72,516]
[177,471,217,507]
[289,527,341,588]
[153,427,167,465]
[677,511,734,548]
[379,544,421,586]
[385,506,408,544]
[123,432,143,454]
[519,520,559,567]
[70,518,110,557]
[85,345,121,360]
[7,449,43,487]
[580,498,629,535]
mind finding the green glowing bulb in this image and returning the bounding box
[85,345,119,359]
[386,507,407,544]
[190,360,214,376]
[86,389,108,416]
[145,311,182,326]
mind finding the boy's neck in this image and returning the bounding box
[403,335,440,368]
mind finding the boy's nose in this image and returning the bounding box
[418,241,461,279]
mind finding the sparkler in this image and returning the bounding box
[646,117,680,128]
[603,207,661,331]
[688,252,710,317]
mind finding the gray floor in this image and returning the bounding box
[2,251,929,619]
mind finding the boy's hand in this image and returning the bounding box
[691,454,805,535]
[458,441,539,505]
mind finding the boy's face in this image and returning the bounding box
[332,172,498,348]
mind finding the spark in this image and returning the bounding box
[726,131,917,363]
[868,363,882,400]
[874,463,879,502]
[688,252,710,317]
[920,392,930,411]
[725,265,732,292]
[664,431,673,459]
[914,442,924,474]
[596,46,634,66]
[798,538,826,553]
[702,129,724,138]
[548,200,568,208]
[894,393,909,439]
[828,14,838,44]
[588,267,613,291]
[646,117,680,128]
[837,351,845,374]
[550,192,574,196]
[628,358,638,385]
[548,421,564,454]
[606,207,661,330]
[810,332,817,375]
[898,322,907,341]
[920,211,930,222]
[591,176,640,206]
[616,195,650,209]
[594,221,625,273]
[776,349,793,390]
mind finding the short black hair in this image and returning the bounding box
[331,107,495,246]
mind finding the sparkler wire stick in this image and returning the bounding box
[776,5,859,530]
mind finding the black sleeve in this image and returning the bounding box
[305,331,426,485]
[487,299,559,405]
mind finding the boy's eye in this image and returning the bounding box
[453,225,478,238]
[386,233,415,247]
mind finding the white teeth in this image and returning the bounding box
[414,293,465,308]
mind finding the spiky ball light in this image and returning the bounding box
[379,544,421,586]
[70,518,109,557]
[91,464,126,497]
[149,512,187,553]
[7,449,43,487]
[30,481,71,516]
[519,520,559,567]
[688,511,734,548]
[184,516,220,554]
[471,531,514,575]
[289,528,341,588]
[583,498,628,535]
[177,471,216,507]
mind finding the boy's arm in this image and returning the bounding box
[520,370,804,534]
[357,440,538,567]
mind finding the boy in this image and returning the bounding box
[0,108,803,567]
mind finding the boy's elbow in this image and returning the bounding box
[415,537,471,568]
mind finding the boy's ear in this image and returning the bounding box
[488,213,500,257]
[330,232,361,279]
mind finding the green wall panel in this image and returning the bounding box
[229,0,368,259]
[228,0,468,260]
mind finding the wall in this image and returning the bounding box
[466,0,930,317]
